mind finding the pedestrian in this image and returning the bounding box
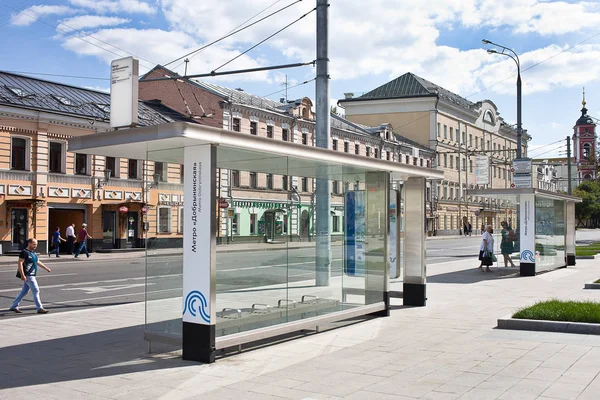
[66,223,76,254]
[480,224,485,235]
[500,221,516,267]
[10,238,51,314]
[74,223,92,259]
[48,226,66,258]
[467,222,472,237]
[462,220,469,238]
[478,224,495,272]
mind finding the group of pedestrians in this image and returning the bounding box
[47,223,93,258]
[477,220,518,272]
[9,223,93,315]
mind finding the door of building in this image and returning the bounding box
[102,211,116,249]
[301,210,310,240]
[264,212,275,242]
[11,208,28,251]
[127,212,139,248]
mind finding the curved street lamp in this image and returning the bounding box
[482,39,523,159]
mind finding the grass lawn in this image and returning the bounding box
[513,300,600,324]
[576,242,600,256]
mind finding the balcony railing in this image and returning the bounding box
[47,173,93,185]
[0,170,34,181]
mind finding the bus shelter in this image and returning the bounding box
[69,122,443,363]
[467,188,581,276]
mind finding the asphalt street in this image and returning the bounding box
[0,235,570,318]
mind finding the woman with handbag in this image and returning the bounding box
[500,221,516,268]
[478,224,495,272]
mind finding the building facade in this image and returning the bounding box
[139,66,434,242]
[0,71,190,254]
[339,72,529,235]
[573,97,597,182]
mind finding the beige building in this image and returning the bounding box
[339,72,529,235]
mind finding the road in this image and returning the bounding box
[0,233,595,318]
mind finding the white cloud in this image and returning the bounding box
[84,85,110,93]
[68,0,156,15]
[57,15,130,33]
[11,5,74,26]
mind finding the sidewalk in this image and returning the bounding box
[1,257,600,399]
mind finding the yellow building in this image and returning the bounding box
[0,71,188,254]
[339,72,529,235]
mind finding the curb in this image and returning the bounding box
[497,314,600,335]
[584,282,600,289]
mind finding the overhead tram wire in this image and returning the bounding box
[164,0,304,68]
[529,145,566,159]
[211,7,316,73]
[262,77,316,98]
[4,71,109,81]
[171,0,292,71]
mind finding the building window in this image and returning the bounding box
[469,160,473,173]
[344,142,349,153]
[49,142,64,173]
[355,144,359,155]
[406,155,410,164]
[469,134,473,147]
[180,164,184,183]
[444,125,447,139]
[282,175,288,190]
[332,180,339,194]
[75,153,88,175]
[302,133,308,145]
[266,125,273,138]
[128,159,139,179]
[158,207,171,233]
[413,158,417,166]
[582,143,592,159]
[420,158,423,167]
[11,137,29,171]
[301,177,308,192]
[178,207,184,233]
[475,137,479,149]
[266,174,273,189]
[386,151,391,160]
[443,154,447,167]
[250,213,257,234]
[232,170,240,187]
[250,121,257,135]
[232,118,241,132]
[249,172,257,188]
[104,157,117,178]
[374,148,379,159]
[462,132,466,144]
[449,155,454,169]
[366,147,371,157]
[332,139,338,151]
[437,123,441,137]
[450,127,454,141]
[462,158,466,171]
[332,215,340,232]
[155,162,167,182]
[282,128,289,141]
[232,213,239,235]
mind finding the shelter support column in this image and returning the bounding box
[565,201,576,266]
[182,145,217,363]
[519,193,536,276]
[403,177,426,306]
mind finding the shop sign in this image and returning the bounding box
[141,206,147,215]
[159,201,184,206]
[474,156,490,185]
[218,199,229,209]
[119,206,128,213]
[232,200,301,209]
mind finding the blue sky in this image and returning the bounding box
[1,0,600,158]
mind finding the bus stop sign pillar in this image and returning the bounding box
[182,145,217,363]
[519,193,536,277]
[565,201,576,266]
[403,177,427,306]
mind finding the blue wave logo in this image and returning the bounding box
[183,290,210,323]
[520,250,535,263]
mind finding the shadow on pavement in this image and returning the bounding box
[0,325,188,390]
[0,301,138,319]
[428,266,521,284]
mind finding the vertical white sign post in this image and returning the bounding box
[110,57,139,129]
[519,193,536,276]
[182,145,216,363]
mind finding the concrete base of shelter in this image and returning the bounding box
[584,282,600,289]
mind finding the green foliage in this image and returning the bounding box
[573,180,600,224]
[513,300,600,323]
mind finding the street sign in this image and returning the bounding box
[474,156,490,185]
[512,158,532,175]
[218,199,229,209]
[513,174,532,188]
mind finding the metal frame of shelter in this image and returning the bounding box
[69,122,443,363]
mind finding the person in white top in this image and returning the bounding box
[478,224,495,272]
[66,223,76,255]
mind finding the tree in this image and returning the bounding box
[573,180,600,228]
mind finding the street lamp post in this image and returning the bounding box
[482,39,523,159]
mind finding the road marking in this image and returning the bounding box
[61,283,153,294]
[219,258,343,272]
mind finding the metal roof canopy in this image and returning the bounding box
[467,188,582,203]
[68,122,444,182]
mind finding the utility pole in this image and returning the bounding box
[315,0,331,286]
[567,136,572,195]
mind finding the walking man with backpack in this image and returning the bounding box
[10,238,51,314]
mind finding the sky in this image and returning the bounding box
[1,0,600,159]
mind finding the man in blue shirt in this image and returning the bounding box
[10,238,52,314]
[48,227,66,258]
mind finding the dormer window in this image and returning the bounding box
[6,86,34,99]
[52,95,79,107]
[483,110,495,125]
[95,103,110,113]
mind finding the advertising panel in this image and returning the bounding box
[474,156,490,185]
[344,191,366,276]
[519,193,536,265]
[182,146,212,325]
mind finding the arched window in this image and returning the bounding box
[483,110,495,125]
[582,143,592,159]
[583,173,592,181]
